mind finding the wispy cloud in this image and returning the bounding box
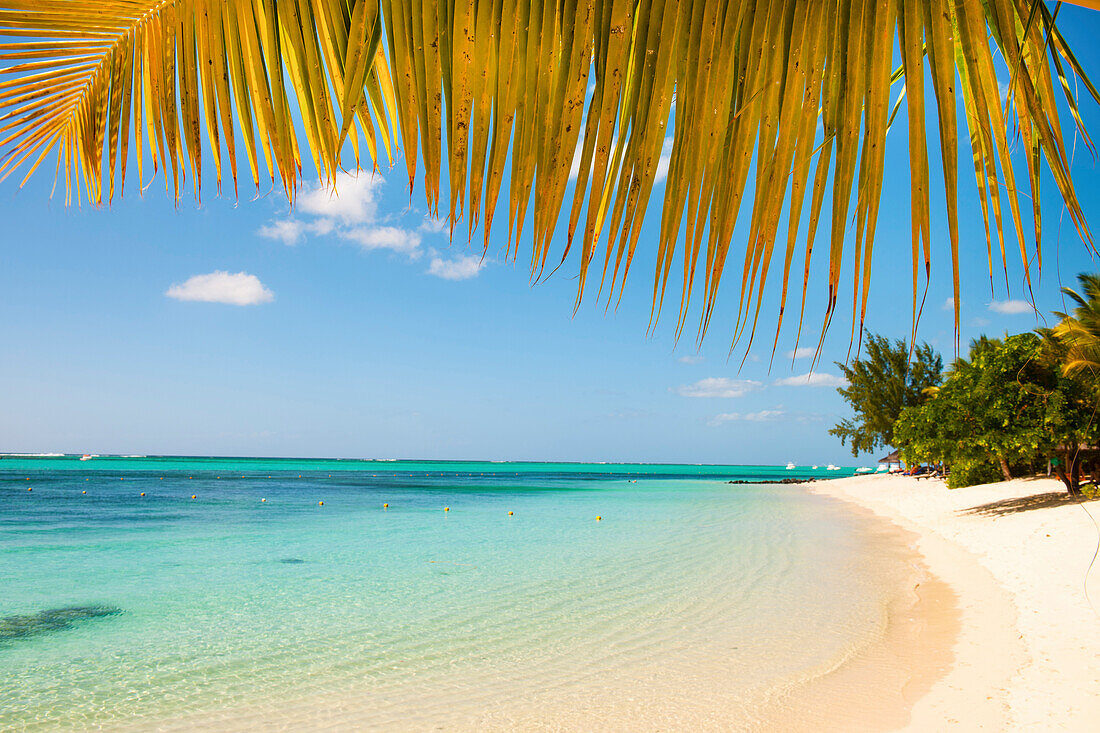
[942,296,958,311]
[988,299,1034,315]
[678,354,704,364]
[420,215,448,234]
[676,377,762,398]
[708,409,786,426]
[785,347,817,360]
[257,219,305,246]
[258,171,424,260]
[166,271,273,306]
[428,252,485,280]
[256,218,334,246]
[342,226,422,257]
[773,372,848,388]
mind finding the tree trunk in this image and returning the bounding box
[998,456,1012,482]
[1053,453,1083,497]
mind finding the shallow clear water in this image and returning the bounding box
[0,457,909,730]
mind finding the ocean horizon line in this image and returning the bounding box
[0,453,857,469]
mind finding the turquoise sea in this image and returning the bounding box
[0,456,912,730]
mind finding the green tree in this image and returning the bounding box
[1039,273,1100,492]
[830,334,943,456]
[1050,274,1100,378]
[894,333,1098,493]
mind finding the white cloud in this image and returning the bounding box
[420,215,448,233]
[299,171,383,224]
[257,219,306,246]
[341,226,422,258]
[988,299,1034,315]
[257,172,425,261]
[257,218,333,246]
[678,354,704,364]
[785,347,817,360]
[166,271,274,306]
[942,296,958,311]
[428,252,485,280]
[654,136,674,184]
[676,377,762,399]
[773,372,848,388]
[709,409,786,426]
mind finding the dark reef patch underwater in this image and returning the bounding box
[0,605,122,643]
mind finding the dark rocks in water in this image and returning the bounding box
[727,477,817,485]
[0,605,121,642]
[278,557,306,564]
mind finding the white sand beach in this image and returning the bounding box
[809,474,1100,731]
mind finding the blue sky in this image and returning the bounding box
[2,8,1100,465]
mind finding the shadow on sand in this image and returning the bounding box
[960,490,1097,518]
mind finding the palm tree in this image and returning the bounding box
[0,1,1096,351]
[1050,273,1100,378]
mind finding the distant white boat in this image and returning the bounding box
[855,466,874,473]
[811,465,819,470]
[826,464,841,471]
[79,454,98,461]
[785,462,796,470]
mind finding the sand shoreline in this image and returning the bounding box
[804,474,1100,731]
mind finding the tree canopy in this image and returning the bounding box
[894,331,1099,492]
[829,333,942,456]
[1049,273,1100,379]
[0,1,1096,348]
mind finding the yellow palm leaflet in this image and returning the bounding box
[0,0,395,204]
[0,0,1094,351]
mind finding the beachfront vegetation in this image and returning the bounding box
[1045,274,1100,379]
[829,334,942,456]
[0,1,1096,347]
[835,274,1100,494]
[894,333,1097,492]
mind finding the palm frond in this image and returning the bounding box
[0,0,397,204]
[0,0,1095,353]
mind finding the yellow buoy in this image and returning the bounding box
[383,503,389,508]
[508,511,514,516]
[444,507,450,512]
[319,501,324,506]
[191,495,197,499]
[596,516,602,521]
[140,492,145,497]
[27,487,32,492]
[261,498,267,502]
[82,490,87,494]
